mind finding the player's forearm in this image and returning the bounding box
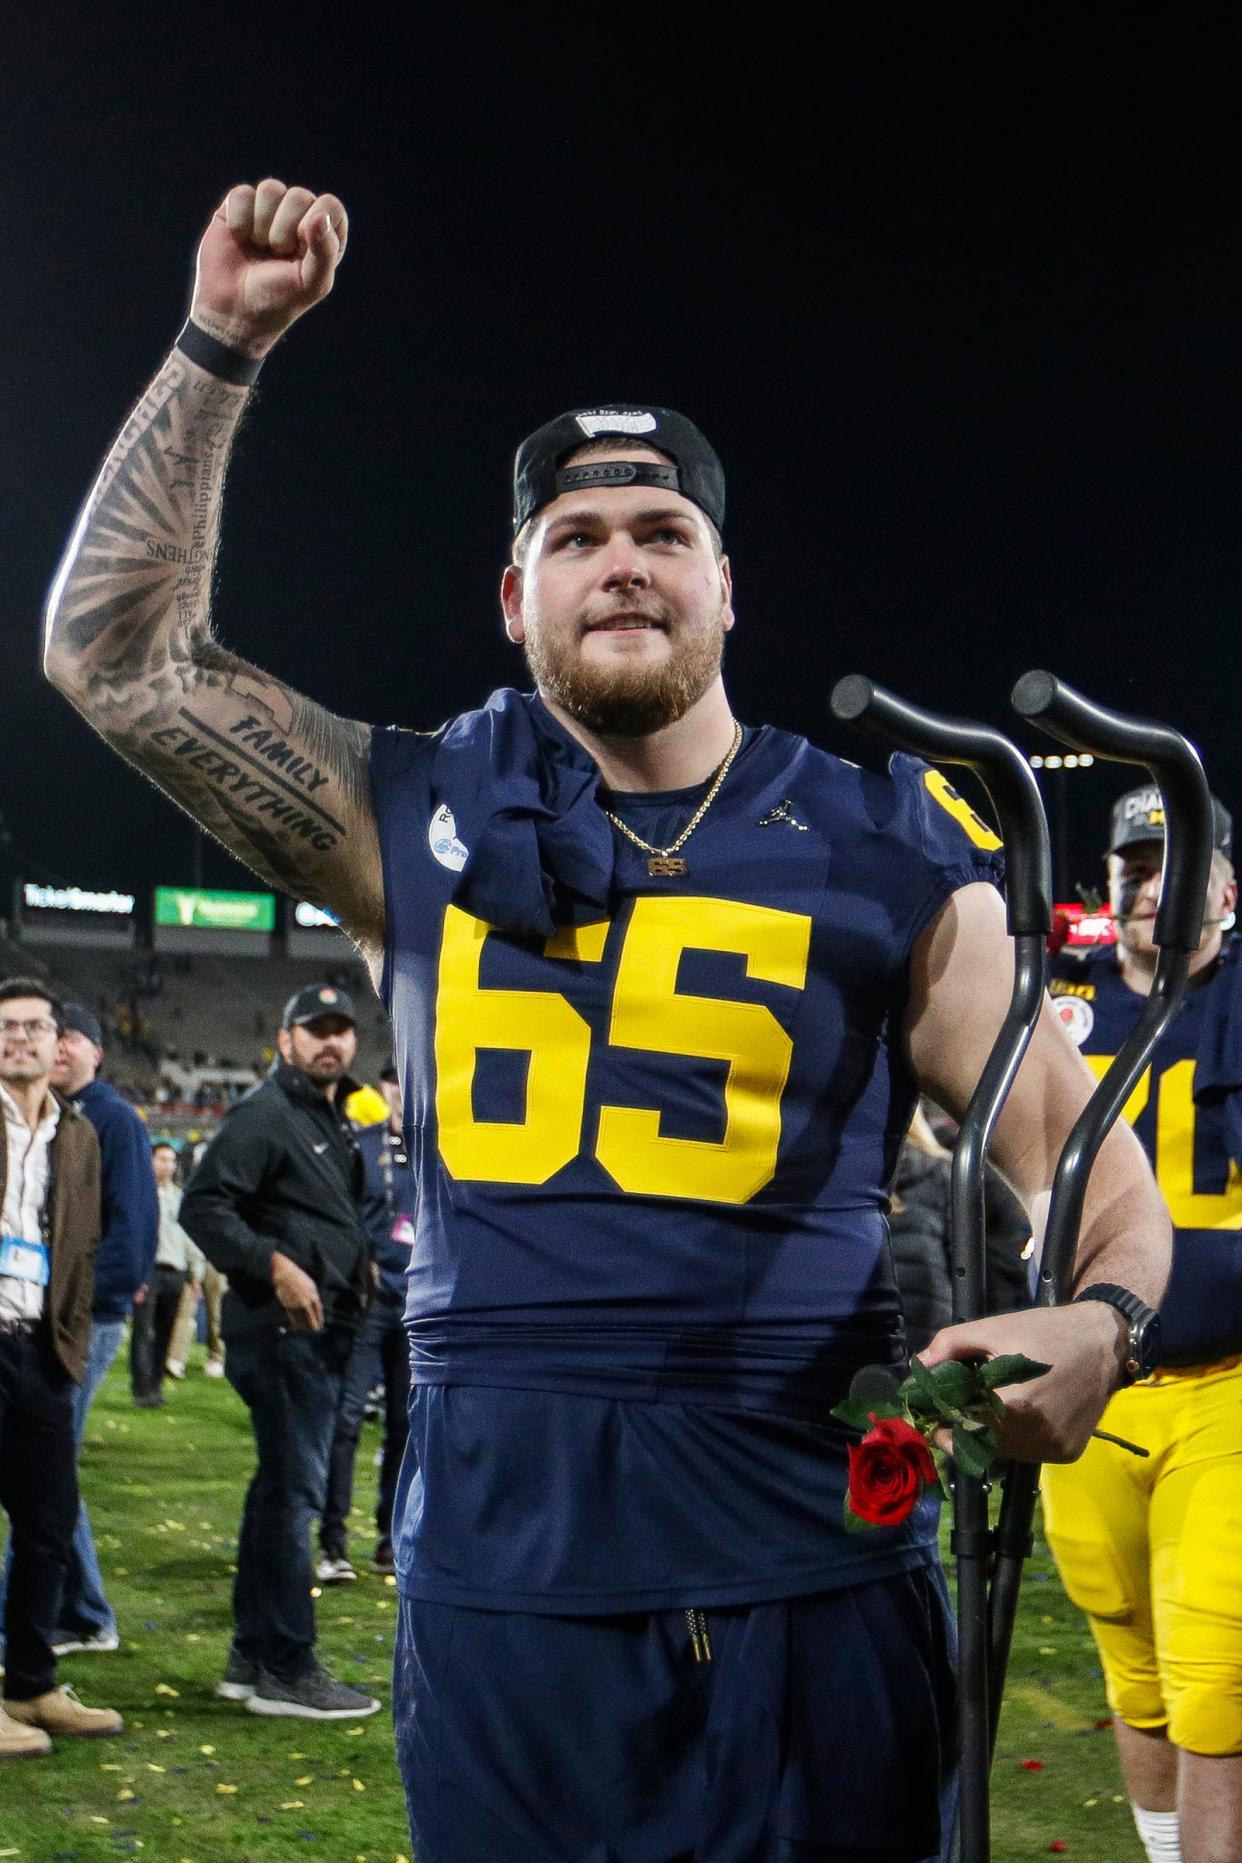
[44,349,249,729]
[1064,1122,1171,1307]
[1004,1111,1171,1309]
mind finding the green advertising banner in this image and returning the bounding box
[154,887,276,932]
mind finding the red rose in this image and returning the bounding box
[847,1415,937,1527]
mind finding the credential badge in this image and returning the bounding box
[428,803,469,874]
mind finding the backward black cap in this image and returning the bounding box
[512,405,726,537]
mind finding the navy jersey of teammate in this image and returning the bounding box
[1051,922,1242,1363]
[372,687,1004,1609]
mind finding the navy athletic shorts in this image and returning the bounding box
[393,1562,957,1862]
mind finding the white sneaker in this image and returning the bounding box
[51,1630,121,1657]
[313,1555,357,1585]
[165,1360,186,1381]
[204,1358,225,1378]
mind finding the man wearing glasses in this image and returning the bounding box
[0,978,122,1758]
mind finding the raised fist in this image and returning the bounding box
[189,179,349,358]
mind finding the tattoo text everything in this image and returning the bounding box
[44,351,381,943]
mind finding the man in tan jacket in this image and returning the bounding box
[0,976,122,1759]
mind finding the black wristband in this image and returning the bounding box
[174,319,265,387]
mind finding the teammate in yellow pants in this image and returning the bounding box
[1046,785,1242,1863]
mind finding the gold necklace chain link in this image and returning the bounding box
[603,721,743,859]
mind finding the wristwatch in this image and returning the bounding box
[1073,1283,1162,1384]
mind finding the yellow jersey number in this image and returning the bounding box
[434,897,812,1204]
[1082,1054,1242,1229]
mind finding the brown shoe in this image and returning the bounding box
[0,1706,52,1758]
[5,1685,123,1738]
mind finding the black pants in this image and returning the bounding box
[0,1330,78,1700]
[227,1323,351,1679]
[321,1294,411,1554]
[130,1265,188,1398]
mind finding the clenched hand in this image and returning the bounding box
[190,178,348,358]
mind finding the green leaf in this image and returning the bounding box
[843,1497,875,1533]
[977,1354,1052,1391]
[932,1446,955,1501]
[901,1357,941,1411]
[952,1423,998,1480]
[830,1397,902,1433]
[924,1361,981,1410]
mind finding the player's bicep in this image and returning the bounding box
[902,881,1016,1114]
[89,641,384,955]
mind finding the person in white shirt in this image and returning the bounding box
[0,978,122,1759]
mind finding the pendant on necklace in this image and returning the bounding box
[647,855,688,878]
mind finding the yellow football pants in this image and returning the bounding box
[1041,1358,1242,1756]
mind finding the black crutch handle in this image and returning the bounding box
[989,671,1218,1754]
[831,674,1054,1863]
[1012,669,1214,952]
[830,676,1052,938]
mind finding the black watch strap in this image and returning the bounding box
[1073,1282,1162,1383]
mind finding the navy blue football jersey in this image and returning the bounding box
[1050,939,1242,1365]
[372,688,1004,1609]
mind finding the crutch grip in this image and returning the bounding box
[830,676,1052,938]
[1012,669,1214,952]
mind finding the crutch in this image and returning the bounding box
[830,676,1052,1863]
[986,671,1216,1744]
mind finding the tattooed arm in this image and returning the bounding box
[44,181,385,962]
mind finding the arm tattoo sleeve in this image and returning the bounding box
[44,353,383,952]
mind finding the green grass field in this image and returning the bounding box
[0,1350,1144,1862]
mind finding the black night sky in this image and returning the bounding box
[5,14,1242,910]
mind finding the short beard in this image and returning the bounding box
[524,608,727,737]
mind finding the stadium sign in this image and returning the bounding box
[23,883,135,915]
[154,887,276,932]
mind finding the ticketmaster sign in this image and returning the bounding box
[154,887,276,932]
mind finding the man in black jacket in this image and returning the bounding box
[180,984,380,1721]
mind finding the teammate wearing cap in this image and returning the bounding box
[44,181,1173,1856]
[1043,789,1242,1863]
[178,983,378,1719]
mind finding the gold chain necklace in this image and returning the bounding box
[604,721,743,877]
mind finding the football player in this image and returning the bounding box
[44,180,1172,1860]
[1044,787,1242,1863]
